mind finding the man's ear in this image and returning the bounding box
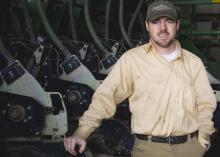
[145,21,149,31]
[177,20,180,31]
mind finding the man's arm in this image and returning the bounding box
[193,60,217,149]
[64,53,133,154]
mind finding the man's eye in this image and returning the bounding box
[166,19,174,23]
[151,20,159,24]
[167,20,174,23]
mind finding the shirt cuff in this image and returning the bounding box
[73,126,93,140]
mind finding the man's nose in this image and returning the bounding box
[159,21,167,31]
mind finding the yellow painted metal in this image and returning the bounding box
[212,0,220,3]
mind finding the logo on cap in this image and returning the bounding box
[152,4,171,11]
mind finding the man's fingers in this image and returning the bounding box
[69,137,77,155]
[64,136,70,152]
[64,136,76,155]
[79,141,86,153]
[63,136,86,155]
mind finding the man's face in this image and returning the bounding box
[146,17,180,48]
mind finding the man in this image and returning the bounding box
[64,1,217,157]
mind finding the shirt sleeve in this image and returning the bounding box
[193,60,217,146]
[73,53,133,139]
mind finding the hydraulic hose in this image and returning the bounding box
[8,8,23,38]
[128,0,144,38]
[22,0,36,42]
[105,0,112,40]
[21,0,37,73]
[119,0,133,48]
[84,0,109,56]
[36,0,72,58]
[68,0,77,41]
[0,38,14,65]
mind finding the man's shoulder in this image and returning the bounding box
[123,43,150,57]
[181,48,202,63]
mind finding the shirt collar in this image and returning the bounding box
[143,40,183,60]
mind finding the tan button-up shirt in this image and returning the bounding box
[74,41,216,145]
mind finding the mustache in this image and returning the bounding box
[158,31,169,34]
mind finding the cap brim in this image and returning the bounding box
[148,13,176,21]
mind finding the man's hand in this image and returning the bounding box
[198,135,210,151]
[64,135,87,155]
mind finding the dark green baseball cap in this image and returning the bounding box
[146,1,177,21]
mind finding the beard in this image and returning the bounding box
[154,38,175,48]
[149,31,176,48]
